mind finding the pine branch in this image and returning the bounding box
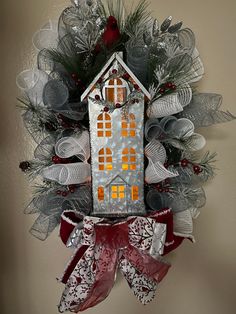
[124,0,151,37]
[26,159,52,181]
[107,0,125,31]
[17,97,59,142]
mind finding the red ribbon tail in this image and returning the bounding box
[123,246,171,283]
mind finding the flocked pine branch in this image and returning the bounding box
[17,97,59,143]
[198,151,217,179]
[22,159,52,181]
[107,0,125,31]
[124,0,151,37]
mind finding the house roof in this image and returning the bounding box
[105,174,130,187]
[81,52,151,101]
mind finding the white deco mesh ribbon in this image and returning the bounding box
[16,69,49,104]
[145,140,178,184]
[32,20,58,52]
[173,209,195,242]
[162,117,206,151]
[186,48,204,84]
[165,117,195,138]
[55,131,90,162]
[41,163,91,185]
[147,83,192,118]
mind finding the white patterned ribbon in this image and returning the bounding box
[58,210,171,312]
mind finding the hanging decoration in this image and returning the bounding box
[17,0,235,312]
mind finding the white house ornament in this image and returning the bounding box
[82,52,149,216]
[17,0,235,312]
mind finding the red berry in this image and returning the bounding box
[61,121,69,128]
[112,69,117,74]
[159,87,165,94]
[165,82,173,89]
[164,188,170,193]
[71,73,77,80]
[134,84,139,90]
[52,155,60,164]
[158,187,164,193]
[115,103,121,108]
[69,185,76,193]
[171,84,177,90]
[193,165,202,174]
[122,73,130,80]
[104,106,109,112]
[95,94,100,101]
[97,77,103,84]
[156,183,162,189]
[62,191,68,197]
[181,159,189,167]
[164,162,169,168]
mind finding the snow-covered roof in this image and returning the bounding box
[81,52,151,101]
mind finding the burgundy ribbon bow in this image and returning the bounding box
[58,209,183,313]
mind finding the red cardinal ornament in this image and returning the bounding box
[102,16,121,48]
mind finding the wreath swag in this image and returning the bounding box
[17,0,235,312]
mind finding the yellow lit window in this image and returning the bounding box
[122,148,136,171]
[121,113,136,137]
[111,185,126,199]
[98,186,104,201]
[122,164,129,170]
[98,147,113,171]
[131,186,139,200]
[121,130,128,137]
[97,113,112,137]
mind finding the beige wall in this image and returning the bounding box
[1,0,236,313]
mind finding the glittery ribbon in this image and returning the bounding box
[58,209,181,313]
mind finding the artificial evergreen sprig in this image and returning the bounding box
[17,97,60,142]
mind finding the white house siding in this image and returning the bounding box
[89,93,145,217]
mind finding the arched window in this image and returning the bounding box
[122,147,136,171]
[98,147,113,171]
[97,113,111,137]
[103,78,128,103]
[121,113,136,137]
